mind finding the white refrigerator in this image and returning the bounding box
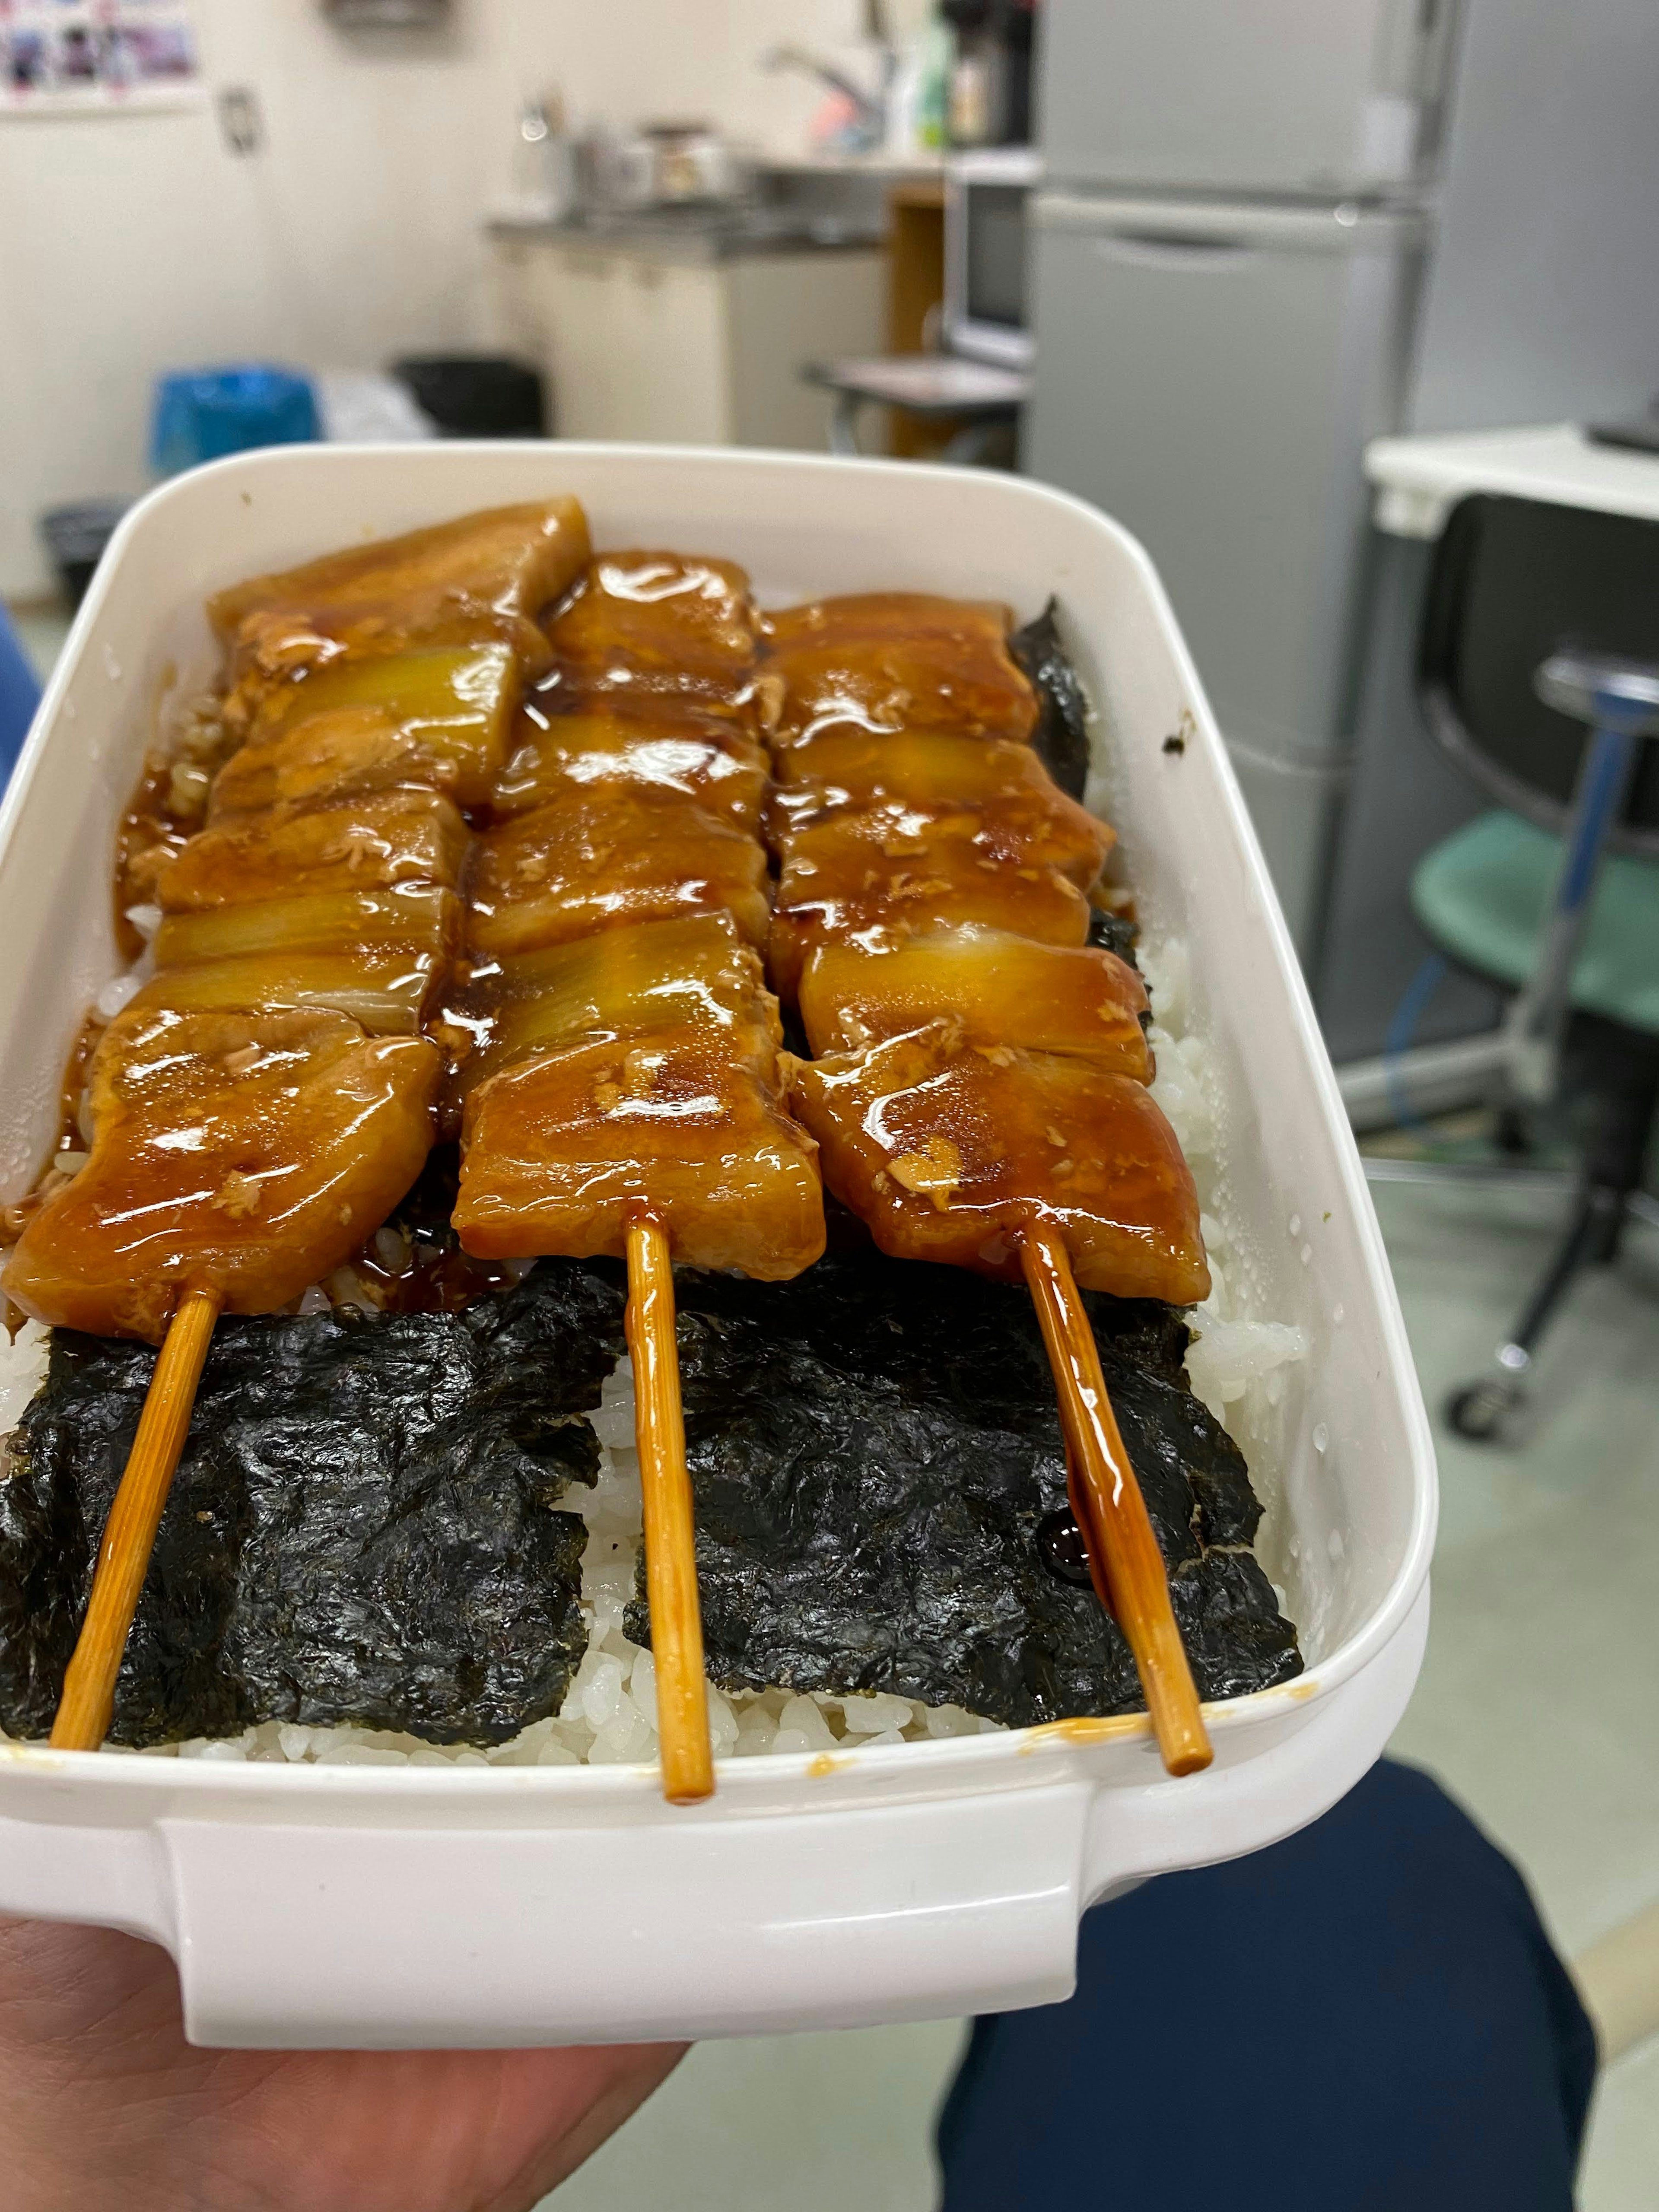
[1024,0,1659,972]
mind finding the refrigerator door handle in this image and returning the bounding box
[1088,230,1256,272]
[1035,192,1424,258]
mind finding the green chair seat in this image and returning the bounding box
[1412,809,1659,1036]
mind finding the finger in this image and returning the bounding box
[0,1917,687,2212]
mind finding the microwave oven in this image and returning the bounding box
[943,147,1042,371]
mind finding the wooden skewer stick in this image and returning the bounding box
[1019,1224,1211,1778]
[1062,1443,1113,1620]
[50,1285,223,1751]
[624,1208,715,1806]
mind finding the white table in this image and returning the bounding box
[1365,422,1659,540]
[803,354,1031,461]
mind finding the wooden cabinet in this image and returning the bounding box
[490,235,885,450]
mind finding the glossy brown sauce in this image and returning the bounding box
[759,592,1039,747]
[464,789,770,960]
[210,497,591,718]
[787,1024,1208,1304]
[797,925,1151,1081]
[498,700,769,830]
[543,551,761,712]
[7,505,591,1337]
[15,530,1194,1338]
[113,698,239,954]
[4,1006,439,1341]
[451,550,822,1275]
[753,591,1213,1311]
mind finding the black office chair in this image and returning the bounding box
[1406,494,1659,1442]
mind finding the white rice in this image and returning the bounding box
[1141,934,1309,1600]
[0,1320,50,1437]
[0,933,1304,1766]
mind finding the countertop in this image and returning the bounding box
[750,151,946,180]
[487,206,886,266]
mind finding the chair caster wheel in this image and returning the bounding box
[1446,1378,1524,1444]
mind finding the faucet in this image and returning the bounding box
[763,28,896,155]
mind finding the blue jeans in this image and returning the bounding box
[937,1760,1596,2211]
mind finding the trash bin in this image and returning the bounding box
[150,364,320,477]
[38,499,131,609]
[389,355,547,438]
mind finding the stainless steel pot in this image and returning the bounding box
[586,126,746,210]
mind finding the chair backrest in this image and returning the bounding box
[1417,493,1659,860]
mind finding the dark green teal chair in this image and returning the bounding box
[1415,812,1659,1037]
[1411,494,1659,1441]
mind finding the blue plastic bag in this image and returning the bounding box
[0,604,42,795]
[150,365,320,477]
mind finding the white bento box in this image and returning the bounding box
[0,444,1435,2049]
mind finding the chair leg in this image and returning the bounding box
[1445,1185,1625,1442]
[1501,696,1641,1108]
[1445,1023,1659,1444]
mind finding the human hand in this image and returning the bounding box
[0,1916,684,2212]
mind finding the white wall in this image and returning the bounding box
[0,0,926,596]
[1406,0,1659,433]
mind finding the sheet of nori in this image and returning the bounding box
[626,1252,1303,1728]
[1014,604,1151,1007]
[1011,597,1092,801]
[1087,906,1142,969]
[0,1237,1299,1747]
[0,1262,625,1748]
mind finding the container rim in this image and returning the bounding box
[0,1665,1345,1798]
[0,442,1437,1806]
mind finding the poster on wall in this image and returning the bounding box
[0,0,201,116]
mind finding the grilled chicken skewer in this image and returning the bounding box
[450,554,826,1803]
[759,592,1212,1776]
[6,502,591,1750]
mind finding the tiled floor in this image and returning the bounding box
[547,2021,966,2212]
[1379,1173,1659,2212]
[544,1175,1659,2210]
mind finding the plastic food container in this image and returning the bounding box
[0,445,1436,2049]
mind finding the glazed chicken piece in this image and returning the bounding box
[454,1023,823,1278]
[210,498,591,716]
[798,925,1152,1081]
[768,817,1092,1000]
[768,727,1079,822]
[211,642,521,817]
[210,709,467,821]
[3,1005,439,1341]
[788,1022,1208,1305]
[782,785,1109,893]
[454,546,823,1289]
[155,788,466,912]
[465,789,770,959]
[759,593,1039,748]
[445,912,779,1099]
[545,551,760,715]
[7,509,604,1348]
[496,702,769,830]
